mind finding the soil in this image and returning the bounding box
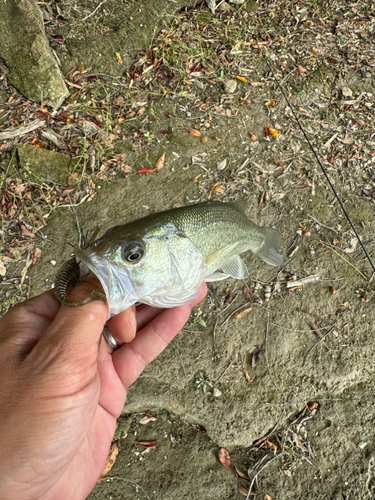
[1,1,375,499]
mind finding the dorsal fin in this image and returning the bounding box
[232,200,247,214]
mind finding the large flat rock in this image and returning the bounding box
[0,0,68,108]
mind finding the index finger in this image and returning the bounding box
[112,283,207,387]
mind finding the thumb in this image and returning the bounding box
[30,274,108,369]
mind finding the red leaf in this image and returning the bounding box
[218,448,231,469]
[264,126,270,136]
[137,168,155,174]
[135,440,157,448]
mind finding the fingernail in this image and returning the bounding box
[128,308,137,339]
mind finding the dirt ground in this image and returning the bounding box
[1,1,375,499]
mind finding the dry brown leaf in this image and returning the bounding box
[308,402,319,411]
[0,261,6,277]
[233,466,250,481]
[273,158,285,168]
[239,484,248,496]
[30,248,42,265]
[86,192,96,202]
[239,485,249,496]
[185,127,201,137]
[242,368,252,384]
[297,107,309,116]
[243,286,251,301]
[264,495,272,500]
[249,132,257,141]
[99,444,118,480]
[251,346,262,368]
[139,415,157,425]
[239,485,258,496]
[211,182,224,194]
[8,92,17,103]
[268,127,280,137]
[65,80,82,89]
[298,65,307,73]
[293,432,308,453]
[120,165,132,176]
[250,81,265,87]
[218,448,230,470]
[284,469,292,477]
[115,153,127,162]
[234,75,247,83]
[137,106,146,115]
[234,306,253,319]
[265,440,277,456]
[155,153,166,170]
[337,135,354,145]
[20,225,36,239]
[14,183,28,195]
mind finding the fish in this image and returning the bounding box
[54,201,283,316]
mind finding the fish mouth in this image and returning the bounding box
[75,247,137,317]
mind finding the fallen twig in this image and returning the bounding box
[0,119,45,140]
[316,240,367,280]
[82,0,109,21]
[246,454,280,500]
[302,324,337,367]
[307,322,324,340]
[286,274,319,288]
[307,214,338,234]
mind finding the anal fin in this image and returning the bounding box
[221,255,249,279]
[204,271,230,282]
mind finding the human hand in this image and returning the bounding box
[0,276,207,500]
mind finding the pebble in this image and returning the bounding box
[224,78,237,94]
[213,387,222,398]
[217,158,227,170]
[194,80,205,90]
[342,87,352,97]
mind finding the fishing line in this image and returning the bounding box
[263,54,375,276]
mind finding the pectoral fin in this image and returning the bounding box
[205,242,238,267]
[204,271,230,282]
[221,255,249,279]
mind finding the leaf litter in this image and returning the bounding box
[1,0,375,497]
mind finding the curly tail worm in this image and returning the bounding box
[54,256,106,306]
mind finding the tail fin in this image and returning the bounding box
[255,228,283,266]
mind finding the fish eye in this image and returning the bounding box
[121,243,144,263]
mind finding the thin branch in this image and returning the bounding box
[82,0,109,21]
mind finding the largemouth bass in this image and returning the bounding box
[55,201,282,316]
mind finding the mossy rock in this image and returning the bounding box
[18,144,72,185]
